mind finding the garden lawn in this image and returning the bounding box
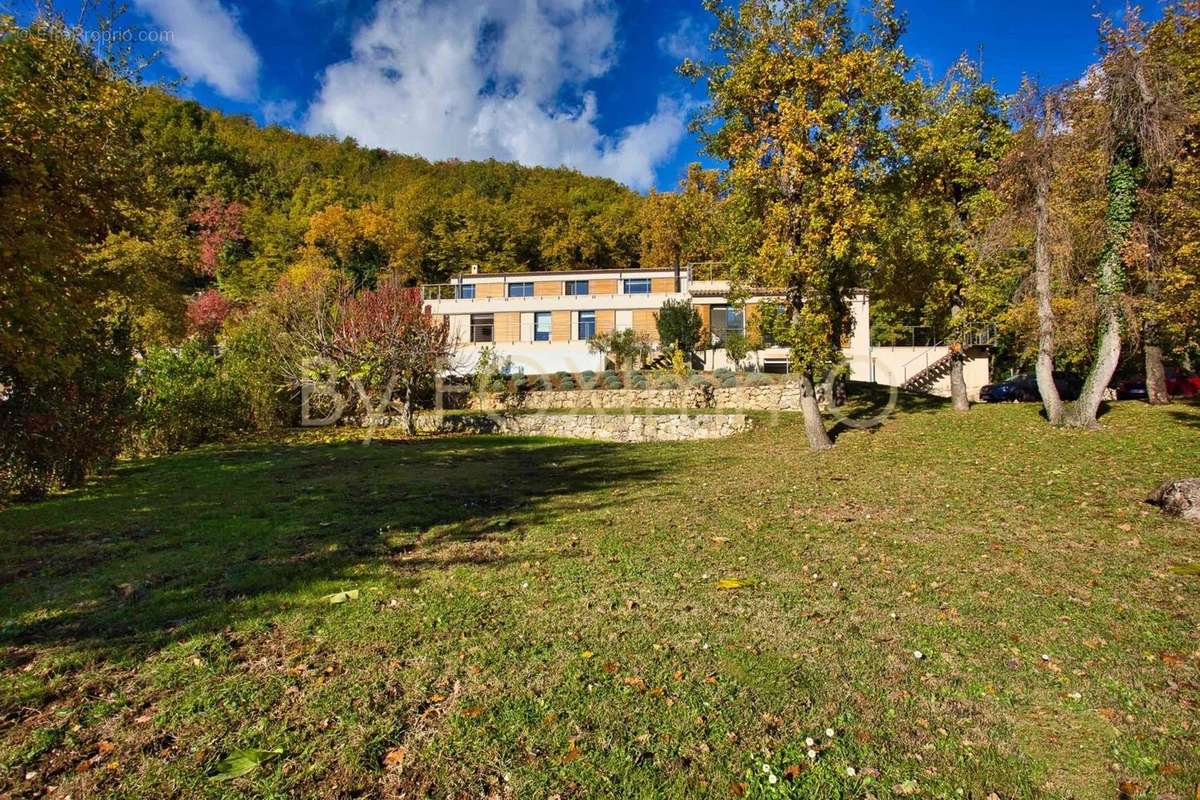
[1,394,1198,799]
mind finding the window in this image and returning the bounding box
[623,278,651,294]
[534,312,552,342]
[564,279,589,296]
[507,281,534,298]
[470,313,494,343]
[457,284,476,300]
[577,311,596,341]
[711,305,745,344]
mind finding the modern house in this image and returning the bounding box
[422,267,992,398]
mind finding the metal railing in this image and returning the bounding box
[899,324,998,385]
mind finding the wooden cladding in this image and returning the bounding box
[534,281,561,297]
[632,309,658,340]
[697,304,711,336]
[474,282,504,299]
[651,277,676,294]
[494,312,520,343]
[590,278,618,295]
[551,310,572,341]
[595,309,616,335]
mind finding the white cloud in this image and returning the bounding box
[658,15,705,63]
[134,0,260,100]
[304,0,686,190]
[262,99,298,124]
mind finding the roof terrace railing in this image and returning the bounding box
[422,284,457,300]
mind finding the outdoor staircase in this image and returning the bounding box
[901,349,958,392]
[898,325,998,395]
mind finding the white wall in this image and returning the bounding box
[447,342,604,376]
[850,347,991,400]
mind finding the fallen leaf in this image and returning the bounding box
[603,661,619,674]
[561,745,582,764]
[382,746,407,769]
[429,694,446,703]
[624,675,647,691]
[730,781,748,797]
[711,536,731,544]
[783,763,807,779]
[323,590,360,604]
[462,706,483,718]
[581,650,594,659]
[893,779,919,796]
[210,748,282,781]
[97,741,115,756]
[1169,564,1200,576]
[718,578,753,590]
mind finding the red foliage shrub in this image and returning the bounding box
[186,289,234,337]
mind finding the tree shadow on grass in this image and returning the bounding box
[1166,399,1200,430]
[826,382,951,441]
[0,434,672,671]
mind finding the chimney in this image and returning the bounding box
[469,264,480,274]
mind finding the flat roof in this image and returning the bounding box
[448,267,680,280]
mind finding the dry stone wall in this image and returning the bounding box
[399,412,754,442]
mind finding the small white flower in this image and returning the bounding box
[846,766,856,777]
[805,737,815,747]
[807,748,818,760]
[763,764,771,773]
[825,727,835,738]
[768,773,778,785]
[913,650,924,660]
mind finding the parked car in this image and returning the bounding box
[981,372,1083,403]
[1115,371,1200,400]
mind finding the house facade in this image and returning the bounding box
[422,267,991,398]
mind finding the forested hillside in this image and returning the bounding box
[136,89,646,301]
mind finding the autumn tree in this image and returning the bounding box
[333,283,454,435]
[639,164,724,275]
[880,57,1011,411]
[0,11,175,496]
[685,0,914,449]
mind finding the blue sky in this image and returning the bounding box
[19,0,1147,190]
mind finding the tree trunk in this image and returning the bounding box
[401,379,416,436]
[1065,312,1120,427]
[1033,163,1064,424]
[1144,331,1171,406]
[1063,147,1135,428]
[949,353,969,412]
[798,372,833,451]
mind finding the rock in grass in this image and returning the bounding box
[1146,479,1200,523]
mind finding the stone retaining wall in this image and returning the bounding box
[395,412,754,442]
[481,383,819,413]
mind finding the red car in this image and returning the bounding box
[1115,372,1200,400]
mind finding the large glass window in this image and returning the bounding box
[534,312,552,342]
[711,305,745,344]
[507,282,534,298]
[623,278,651,294]
[564,280,590,296]
[470,314,494,343]
[577,311,596,340]
[457,284,476,299]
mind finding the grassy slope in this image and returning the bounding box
[1,396,1198,799]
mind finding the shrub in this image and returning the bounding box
[1,324,134,499]
[131,341,246,455]
[603,375,623,389]
[221,314,293,431]
[588,329,654,371]
[559,377,577,390]
[656,299,704,356]
[724,330,751,370]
